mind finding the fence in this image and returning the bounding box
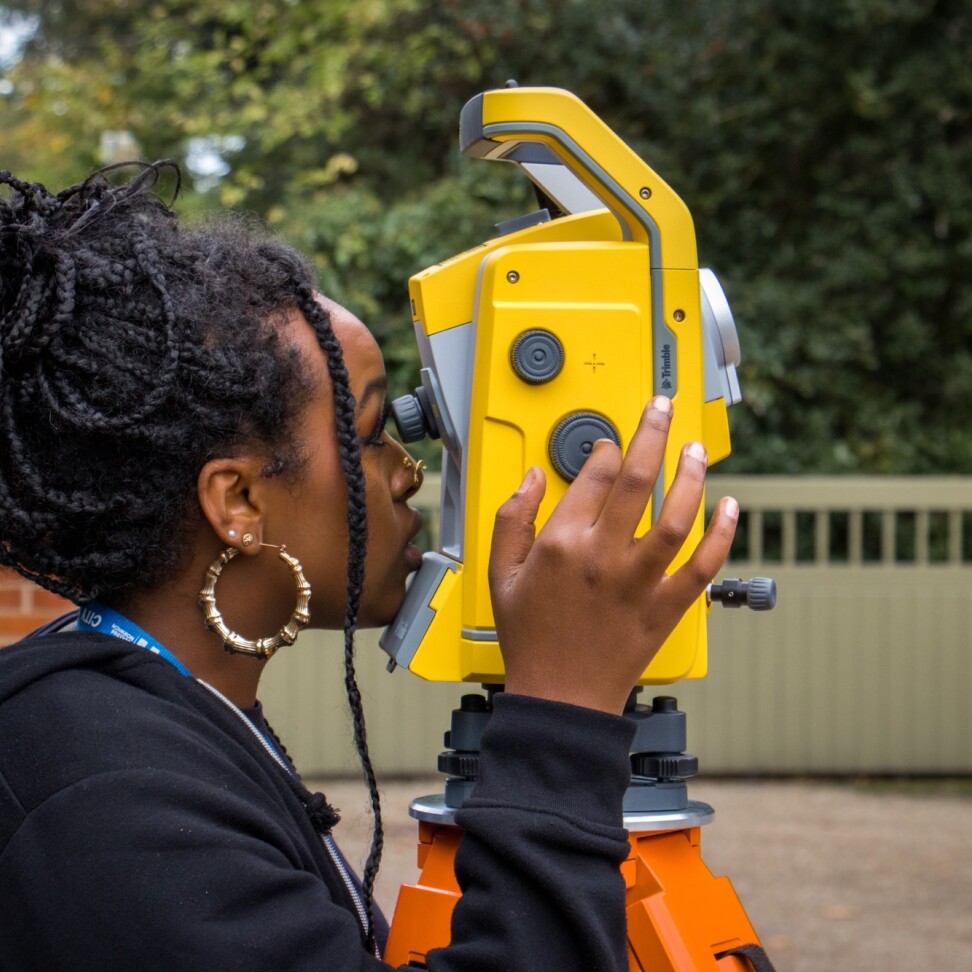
[2,476,969,776]
[256,474,972,777]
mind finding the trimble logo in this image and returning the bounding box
[660,344,673,391]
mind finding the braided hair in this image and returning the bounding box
[0,162,383,946]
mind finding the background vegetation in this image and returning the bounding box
[1,0,969,473]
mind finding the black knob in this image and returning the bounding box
[548,411,620,481]
[390,386,441,442]
[438,751,481,778]
[630,753,699,780]
[511,330,565,384]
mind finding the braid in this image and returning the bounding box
[0,163,316,602]
[299,287,384,953]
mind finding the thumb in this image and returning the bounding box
[488,466,546,590]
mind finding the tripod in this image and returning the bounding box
[383,691,775,971]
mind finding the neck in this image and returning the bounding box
[117,567,269,710]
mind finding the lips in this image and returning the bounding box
[403,508,425,572]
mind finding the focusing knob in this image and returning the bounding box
[746,576,777,610]
[390,385,441,443]
[390,394,426,442]
[630,753,699,780]
[549,411,620,481]
[708,577,778,611]
[511,329,565,384]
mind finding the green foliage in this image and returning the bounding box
[1,0,969,471]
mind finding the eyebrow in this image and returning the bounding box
[355,376,388,416]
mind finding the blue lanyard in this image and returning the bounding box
[77,602,193,678]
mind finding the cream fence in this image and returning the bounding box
[260,475,972,777]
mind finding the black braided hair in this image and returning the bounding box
[0,162,383,946]
[298,285,384,951]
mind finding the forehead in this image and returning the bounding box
[283,297,384,399]
[314,296,385,395]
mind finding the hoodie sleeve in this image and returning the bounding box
[426,693,636,972]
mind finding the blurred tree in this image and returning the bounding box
[1,0,969,472]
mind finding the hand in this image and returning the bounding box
[488,396,738,715]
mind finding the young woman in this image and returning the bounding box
[0,162,738,970]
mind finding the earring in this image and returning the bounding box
[199,544,311,659]
[402,454,427,489]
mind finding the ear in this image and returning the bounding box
[197,457,271,554]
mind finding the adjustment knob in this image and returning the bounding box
[630,753,699,780]
[708,576,778,611]
[390,386,441,442]
[548,411,620,482]
[437,751,481,778]
[390,394,426,442]
[746,576,777,611]
[511,329,565,384]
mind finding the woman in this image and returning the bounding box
[0,162,738,970]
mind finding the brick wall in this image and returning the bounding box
[0,568,75,647]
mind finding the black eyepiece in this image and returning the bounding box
[390,386,441,443]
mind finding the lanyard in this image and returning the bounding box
[77,602,194,678]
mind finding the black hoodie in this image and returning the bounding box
[0,627,634,971]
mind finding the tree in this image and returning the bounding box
[2,0,969,472]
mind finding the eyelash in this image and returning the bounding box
[360,402,390,448]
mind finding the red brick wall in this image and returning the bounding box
[0,568,75,647]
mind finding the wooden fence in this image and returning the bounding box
[187,475,972,776]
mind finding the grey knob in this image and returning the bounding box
[746,576,777,611]
[511,330,565,384]
[390,394,427,442]
[548,411,620,481]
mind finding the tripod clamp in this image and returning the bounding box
[423,689,715,831]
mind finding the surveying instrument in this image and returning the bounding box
[379,84,778,970]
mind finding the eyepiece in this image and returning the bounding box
[390,386,441,443]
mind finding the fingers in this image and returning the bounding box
[594,396,673,539]
[664,496,739,612]
[488,466,547,594]
[633,439,709,573]
[543,395,673,534]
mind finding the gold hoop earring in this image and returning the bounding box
[199,544,311,659]
[403,454,427,489]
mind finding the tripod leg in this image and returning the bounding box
[383,822,461,967]
[625,826,767,971]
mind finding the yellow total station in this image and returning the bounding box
[379,86,742,686]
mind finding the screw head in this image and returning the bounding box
[506,270,520,284]
[639,187,652,199]
[673,309,686,322]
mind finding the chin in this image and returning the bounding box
[355,580,409,630]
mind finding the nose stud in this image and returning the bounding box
[403,455,427,489]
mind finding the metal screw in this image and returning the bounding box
[507,271,520,284]
[639,187,652,199]
[673,309,685,322]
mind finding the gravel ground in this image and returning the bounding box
[314,776,972,972]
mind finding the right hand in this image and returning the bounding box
[488,396,738,715]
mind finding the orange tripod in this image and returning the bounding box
[383,693,774,971]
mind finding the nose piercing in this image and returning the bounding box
[403,455,427,488]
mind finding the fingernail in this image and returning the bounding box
[651,395,673,416]
[686,441,707,464]
[516,466,538,494]
[724,496,739,521]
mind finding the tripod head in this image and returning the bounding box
[380,85,762,687]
